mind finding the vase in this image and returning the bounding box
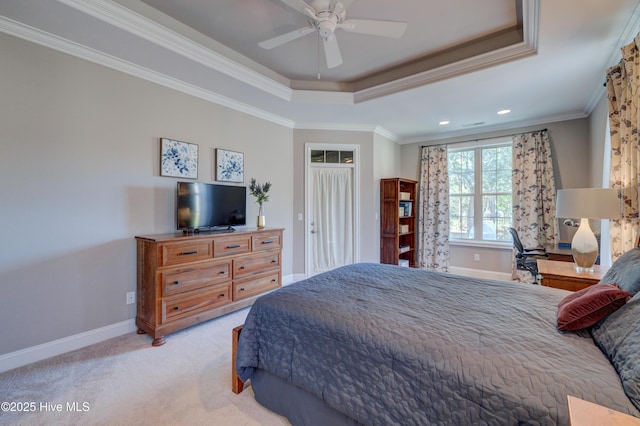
[257,204,266,228]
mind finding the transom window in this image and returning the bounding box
[311,150,354,164]
[448,142,512,242]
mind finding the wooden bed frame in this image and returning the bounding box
[232,325,244,394]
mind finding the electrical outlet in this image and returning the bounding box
[474,253,480,261]
[126,291,136,305]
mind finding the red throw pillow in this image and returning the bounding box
[557,283,630,331]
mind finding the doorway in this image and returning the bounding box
[305,144,359,276]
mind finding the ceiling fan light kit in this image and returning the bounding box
[260,0,408,69]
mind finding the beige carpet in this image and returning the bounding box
[0,308,290,425]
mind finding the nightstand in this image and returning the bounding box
[537,259,609,291]
[568,395,640,425]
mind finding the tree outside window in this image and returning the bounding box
[448,143,512,242]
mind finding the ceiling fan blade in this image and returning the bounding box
[330,0,353,11]
[259,27,315,49]
[278,0,317,19]
[323,35,343,68]
[339,19,408,38]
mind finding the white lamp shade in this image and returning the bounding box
[556,188,620,220]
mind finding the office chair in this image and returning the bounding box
[507,227,548,283]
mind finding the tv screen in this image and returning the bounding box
[176,182,246,231]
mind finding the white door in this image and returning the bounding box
[305,144,359,276]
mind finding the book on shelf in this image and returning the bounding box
[399,201,412,217]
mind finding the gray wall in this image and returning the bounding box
[0,27,609,356]
[0,33,294,355]
[400,118,592,273]
[291,129,398,274]
[589,94,609,187]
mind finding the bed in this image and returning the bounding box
[234,252,640,425]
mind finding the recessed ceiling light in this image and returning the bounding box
[438,120,450,125]
[497,109,511,115]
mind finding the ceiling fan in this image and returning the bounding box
[259,0,408,69]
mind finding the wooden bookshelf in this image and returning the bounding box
[380,178,417,267]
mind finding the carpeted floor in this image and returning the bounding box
[0,308,290,425]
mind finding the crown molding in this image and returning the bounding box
[354,0,539,103]
[374,126,401,143]
[0,16,296,129]
[584,0,640,116]
[56,0,295,101]
[294,122,378,132]
[54,0,541,106]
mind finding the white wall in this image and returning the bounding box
[0,33,294,356]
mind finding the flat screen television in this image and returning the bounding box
[176,182,246,232]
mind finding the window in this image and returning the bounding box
[311,150,354,164]
[448,142,512,242]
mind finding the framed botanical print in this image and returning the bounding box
[160,138,198,179]
[216,149,244,182]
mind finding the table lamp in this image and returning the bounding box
[555,188,619,272]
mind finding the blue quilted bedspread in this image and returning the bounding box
[236,263,638,425]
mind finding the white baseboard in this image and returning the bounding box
[283,273,306,286]
[0,319,137,374]
[449,266,512,282]
[2,274,302,373]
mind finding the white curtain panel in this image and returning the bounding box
[606,35,640,261]
[417,145,450,272]
[511,130,558,282]
[312,168,354,273]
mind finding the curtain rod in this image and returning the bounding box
[421,128,548,148]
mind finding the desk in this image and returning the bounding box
[545,244,574,262]
[544,244,601,264]
[537,259,608,291]
[568,395,640,425]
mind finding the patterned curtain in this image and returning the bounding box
[511,130,558,282]
[607,36,640,261]
[417,145,449,271]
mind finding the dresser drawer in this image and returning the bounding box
[162,283,231,323]
[213,234,251,258]
[161,240,213,266]
[233,251,281,278]
[161,260,231,297]
[252,233,282,252]
[233,272,280,301]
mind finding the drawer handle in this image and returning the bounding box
[271,259,277,263]
[226,244,241,249]
[173,306,179,311]
[172,280,179,285]
[219,271,226,275]
[240,287,245,291]
[220,293,225,297]
[271,279,277,282]
[262,240,274,244]
[180,250,198,255]
[240,266,245,270]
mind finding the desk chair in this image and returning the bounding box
[507,227,548,283]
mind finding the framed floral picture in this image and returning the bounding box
[160,138,198,179]
[216,149,244,182]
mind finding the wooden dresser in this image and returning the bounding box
[135,228,283,346]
